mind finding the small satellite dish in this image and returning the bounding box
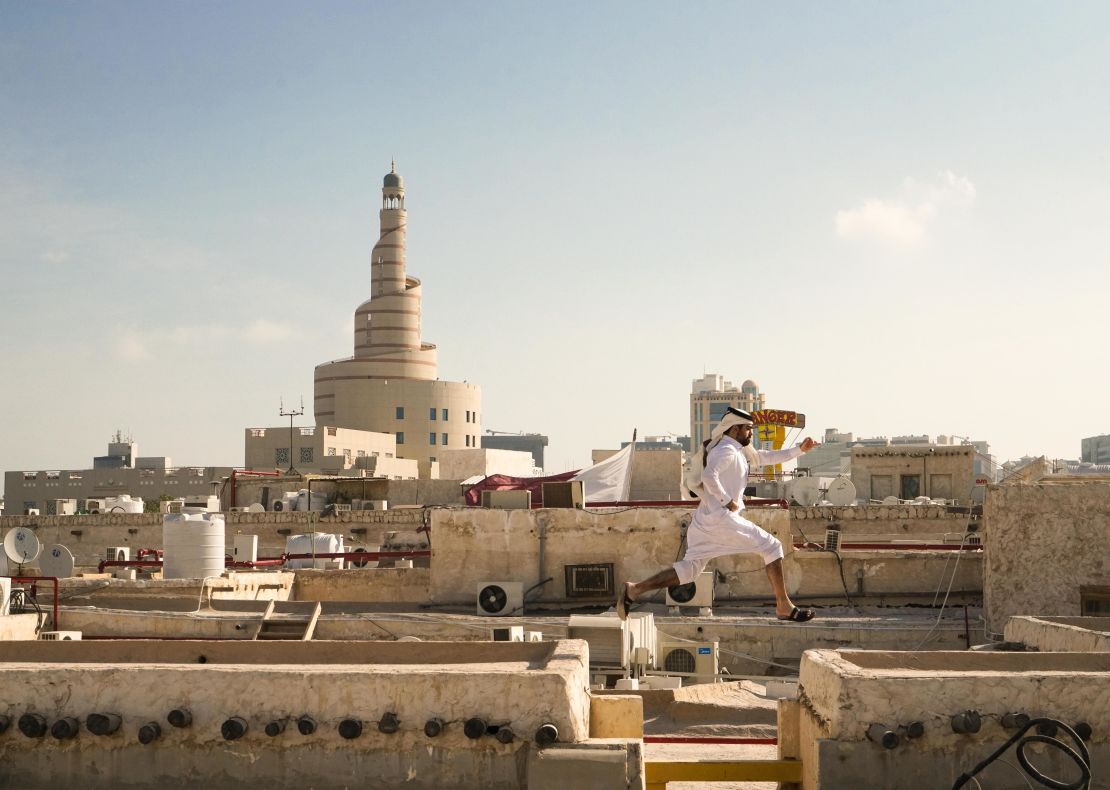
[247,503,265,513]
[39,544,75,578]
[4,528,42,564]
[881,496,900,506]
[826,477,858,507]
[791,477,822,507]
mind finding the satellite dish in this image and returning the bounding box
[4,528,42,564]
[791,477,821,507]
[39,544,75,578]
[881,496,900,506]
[247,503,265,513]
[826,477,857,507]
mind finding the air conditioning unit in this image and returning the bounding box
[40,631,82,641]
[23,508,40,516]
[476,582,524,617]
[52,499,77,516]
[628,611,657,670]
[665,570,714,612]
[0,578,10,617]
[106,547,130,562]
[657,640,718,685]
[525,631,543,642]
[491,626,524,642]
[332,504,352,513]
[967,534,982,546]
[481,489,532,510]
[85,499,106,514]
[229,507,248,513]
[541,480,584,508]
[567,614,632,669]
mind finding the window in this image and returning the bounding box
[1080,586,1110,616]
[275,448,290,465]
[299,447,314,464]
[442,408,449,421]
[870,475,893,500]
[327,447,337,456]
[396,432,405,445]
[899,475,921,500]
[466,435,471,447]
[343,449,352,464]
[357,450,366,458]
[466,410,471,423]
[429,433,437,445]
[429,407,437,421]
[429,457,436,463]
[442,433,448,446]
[395,406,404,419]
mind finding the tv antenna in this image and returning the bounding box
[279,396,305,475]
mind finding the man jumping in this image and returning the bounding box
[618,407,820,622]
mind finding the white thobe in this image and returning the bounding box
[673,435,803,584]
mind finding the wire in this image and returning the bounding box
[952,718,1091,790]
[994,758,1035,790]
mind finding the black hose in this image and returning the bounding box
[951,717,1091,790]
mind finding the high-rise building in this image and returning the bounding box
[314,165,481,477]
[1081,434,1110,465]
[689,374,765,448]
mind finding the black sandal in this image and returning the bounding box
[776,606,815,623]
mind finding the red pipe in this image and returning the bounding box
[9,576,59,631]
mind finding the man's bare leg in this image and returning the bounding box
[626,568,680,602]
[765,559,812,619]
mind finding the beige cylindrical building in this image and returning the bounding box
[314,165,481,477]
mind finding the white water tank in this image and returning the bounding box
[285,533,344,569]
[162,513,226,580]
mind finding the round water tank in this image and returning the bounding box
[162,513,225,580]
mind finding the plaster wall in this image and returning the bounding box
[796,649,1110,789]
[791,504,980,539]
[439,448,537,480]
[591,449,684,501]
[1004,615,1110,652]
[292,567,430,602]
[243,425,403,475]
[426,507,979,606]
[983,479,1110,631]
[0,639,589,790]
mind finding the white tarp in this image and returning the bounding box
[573,442,634,503]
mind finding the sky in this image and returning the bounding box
[2,1,1108,492]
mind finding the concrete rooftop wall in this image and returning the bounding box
[984,478,1110,631]
[797,648,1110,789]
[0,640,591,790]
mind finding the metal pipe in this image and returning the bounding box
[51,717,79,739]
[296,715,316,735]
[221,717,248,741]
[138,721,161,744]
[87,713,122,736]
[866,723,899,749]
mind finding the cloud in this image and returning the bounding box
[39,249,71,264]
[243,319,293,344]
[836,170,975,245]
[114,320,299,362]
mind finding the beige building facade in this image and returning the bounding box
[243,425,418,479]
[314,165,481,478]
[850,444,975,503]
[689,374,765,449]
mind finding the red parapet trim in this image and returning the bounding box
[794,542,982,551]
[643,736,778,745]
[283,551,430,560]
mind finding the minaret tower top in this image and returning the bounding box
[382,160,404,208]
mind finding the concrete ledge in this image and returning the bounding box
[590,695,643,739]
[527,739,645,790]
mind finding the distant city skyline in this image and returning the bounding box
[2,3,1108,493]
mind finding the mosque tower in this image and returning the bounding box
[314,164,481,476]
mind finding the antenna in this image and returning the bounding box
[279,396,305,475]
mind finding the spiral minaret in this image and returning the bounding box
[314,165,481,477]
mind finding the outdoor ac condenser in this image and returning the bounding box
[656,639,719,685]
[567,614,631,669]
[476,581,524,617]
[105,547,130,562]
[665,570,714,610]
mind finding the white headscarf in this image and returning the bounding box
[684,411,757,499]
[706,411,754,453]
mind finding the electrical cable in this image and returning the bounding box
[951,718,1091,790]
